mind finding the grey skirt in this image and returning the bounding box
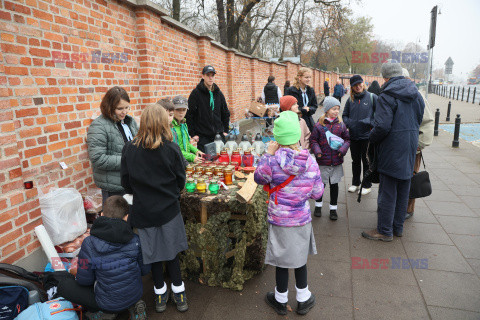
[319,165,344,184]
[137,213,188,264]
[264,222,317,269]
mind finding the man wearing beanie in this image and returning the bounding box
[279,96,310,149]
[362,60,425,242]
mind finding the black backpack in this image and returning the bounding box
[0,264,47,305]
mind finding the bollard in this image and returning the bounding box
[446,101,451,121]
[473,87,477,104]
[452,114,461,148]
[457,86,460,100]
[434,108,440,136]
[453,87,455,100]
[449,87,452,99]
[467,87,470,103]
[461,87,465,101]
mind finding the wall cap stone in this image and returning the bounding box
[161,15,201,37]
[119,0,169,16]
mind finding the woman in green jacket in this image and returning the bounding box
[171,96,204,163]
[87,86,138,205]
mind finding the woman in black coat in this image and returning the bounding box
[288,68,318,131]
[367,80,382,96]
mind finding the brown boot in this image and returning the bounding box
[361,229,393,242]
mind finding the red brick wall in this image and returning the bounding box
[0,0,383,264]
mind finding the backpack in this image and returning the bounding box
[0,286,29,320]
[0,264,46,305]
[14,299,79,320]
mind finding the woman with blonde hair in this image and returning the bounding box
[121,104,189,313]
[288,67,318,131]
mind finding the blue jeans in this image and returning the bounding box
[377,173,411,236]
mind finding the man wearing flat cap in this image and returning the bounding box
[362,60,425,242]
[186,65,231,152]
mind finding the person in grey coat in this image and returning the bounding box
[362,60,425,242]
[86,86,138,205]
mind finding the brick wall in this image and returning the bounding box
[0,0,383,264]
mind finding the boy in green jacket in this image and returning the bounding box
[172,95,204,163]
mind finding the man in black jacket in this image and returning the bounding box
[187,65,231,152]
[261,76,282,104]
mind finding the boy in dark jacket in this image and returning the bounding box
[186,65,231,152]
[57,196,149,320]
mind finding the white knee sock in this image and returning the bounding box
[274,287,288,304]
[315,201,323,207]
[329,204,338,210]
[171,281,185,293]
[296,285,311,302]
[154,282,167,295]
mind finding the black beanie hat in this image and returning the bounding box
[350,75,363,86]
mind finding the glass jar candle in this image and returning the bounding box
[185,178,196,193]
[242,150,254,167]
[230,149,241,166]
[195,166,204,175]
[216,172,225,183]
[196,178,207,193]
[218,150,230,164]
[208,180,220,195]
[224,169,233,185]
[205,167,213,174]
[186,165,194,175]
[205,172,213,182]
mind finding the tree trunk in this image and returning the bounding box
[216,0,228,45]
[172,0,180,21]
[226,0,235,47]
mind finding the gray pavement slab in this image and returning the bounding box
[428,306,480,320]
[401,222,453,245]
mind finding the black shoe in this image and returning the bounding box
[155,289,169,313]
[314,206,322,217]
[171,291,188,312]
[265,292,287,315]
[297,293,315,315]
[128,300,147,320]
[393,230,403,237]
[329,210,338,221]
[405,212,413,219]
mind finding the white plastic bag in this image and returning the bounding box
[39,188,87,245]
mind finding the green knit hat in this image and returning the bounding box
[273,111,301,146]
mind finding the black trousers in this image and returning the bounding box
[151,255,183,289]
[350,139,372,188]
[57,276,103,313]
[333,95,342,104]
[276,264,308,293]
[316,181,339,206]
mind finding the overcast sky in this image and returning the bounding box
[350,0,480,80]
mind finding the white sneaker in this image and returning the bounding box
[348,185,359,193]
[360,188,371,195]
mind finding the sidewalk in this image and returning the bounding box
[423,90,480,124]
[114,105,479,319]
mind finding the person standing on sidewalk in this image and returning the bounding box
[288,67,318,132]
[342,75,377,196]
[87,86,139,207]
[333,80,345,103]
[324,78,330,97]
[310,97,350,220]
[187,65,231,152]
[254,111,324,316]
[261,76,282,104]
[402,68,434,219]
[362,60,425,242]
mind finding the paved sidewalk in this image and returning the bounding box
[114,119,479,319]
[423,90,480,124]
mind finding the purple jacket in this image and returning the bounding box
[310,118,350,166]
[254,148,324,227]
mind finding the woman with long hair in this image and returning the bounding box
[87,86,139,206]
[288,68,318,131]
[121,104,189,313]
